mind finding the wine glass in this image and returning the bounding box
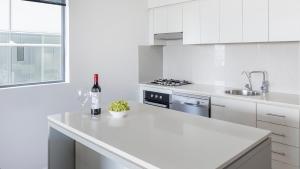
[77,90,91,115]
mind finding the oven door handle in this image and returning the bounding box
[144,101,168,108]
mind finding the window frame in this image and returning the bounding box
[0,0,66,88]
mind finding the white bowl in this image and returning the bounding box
[109,111,127,118]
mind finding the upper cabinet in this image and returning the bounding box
[154,7,168,34]
[199,0,220,43]
[183,0,219,45]
[219,0,243,43]
[269,0,300,41]
[149,0,300,45]
[243,0,269,42]
[183,1,201,44]
[154,4,183,34]
[0,0,10,31]
[11,0,62,34]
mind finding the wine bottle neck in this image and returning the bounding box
[94,74,99,85]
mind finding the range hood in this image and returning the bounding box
[154,32,183,40]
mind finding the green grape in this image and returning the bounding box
[109,100,130,112]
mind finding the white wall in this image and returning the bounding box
[0,0,148,169]
[163,42,300,94]
[70,0,148,102]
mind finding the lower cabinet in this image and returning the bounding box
[211,97,257,127]
[257,103,300,169]
[272,160,299,169]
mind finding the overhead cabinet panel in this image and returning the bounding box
[183,1,201,44]
[167,4,183,33]
[199,0,220,43]
[220,0,243,43]
[243,0,269,42]
[269,0,300,41]
[154,4,183,34]
[149,9,155,45]
[154,7,168,34]
[0,0,10,31]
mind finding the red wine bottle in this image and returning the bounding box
[91,74,101,115]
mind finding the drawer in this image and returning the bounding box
[257,104,299,128]
[258,121,299,147]
[272,142,299,166]
[272,160,299,169]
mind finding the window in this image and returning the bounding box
[0,0,65,88]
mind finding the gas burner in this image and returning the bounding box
[150,79,192,87]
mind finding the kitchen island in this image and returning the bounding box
[48,102,271,169]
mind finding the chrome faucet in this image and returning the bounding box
[242,71,253,91]
[249,71,269,94]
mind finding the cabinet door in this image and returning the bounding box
[149,9,155,45]
[0,0,10,31]
[199,0,220,43]
[269,0,300,41]
[243,0,268,42]
[154,6,168,34]
[211,97,257,127]
[183,1,201,44]
[219,0,243,43]
[11,0,62,34]
[167,4,183,33]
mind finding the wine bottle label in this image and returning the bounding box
[91,92,101,109]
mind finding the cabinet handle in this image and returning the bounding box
[266,113,286,118]
[211,104,226,108]
[272,132,286,138]
[272,151,286,156]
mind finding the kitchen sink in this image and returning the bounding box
[225,89,261,96]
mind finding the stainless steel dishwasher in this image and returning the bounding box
[170,93,211,118]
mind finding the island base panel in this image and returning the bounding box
[48,127,75,169]
[225,138,271,169]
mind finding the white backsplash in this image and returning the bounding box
[163,42,300,94]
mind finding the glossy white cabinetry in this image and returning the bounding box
[272,160,299,169]
[11,0,62,34]
[257,104,299,128]
[0,0,10,31]
[183,1,201,44]
[219,0,243,43]
[272,142,299,167]
[243,0,269,42]
[183,0,220,44]
[154,7,168,34]
[269,0,300,41]
[257,103,300,169]
[211,97,257,127]
[154,4,183,34]
[149,9,155,45]
[257,121,299,147]
[167,4,183,33]
[199,0,220,44]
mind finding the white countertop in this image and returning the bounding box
[48,102,270,169]
[140,83,300,109]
